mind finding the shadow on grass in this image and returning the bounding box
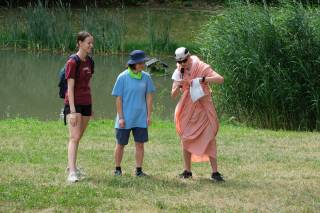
[197,177,263,190]
[84,174,190,190]
[79,173,259,193]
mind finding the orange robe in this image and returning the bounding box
[174,55,220,162]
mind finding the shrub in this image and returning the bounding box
[197,3,320,130]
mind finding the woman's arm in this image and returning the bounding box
[171,81,181,99]
[116,96,125,128]
[67,79,77,126]
[147,93,153,126]
[204,71,224,84]
[67,79,76,112]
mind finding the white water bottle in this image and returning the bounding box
[59,108,64,120]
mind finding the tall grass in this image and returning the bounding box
[145,9,176,54]
[78,6,127,54]
[0,1,181,54]
[197,3,320,130]
[1,1,75,51]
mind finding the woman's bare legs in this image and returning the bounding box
[74,116,90,160]
[209,141,218,173]
[209,157,218,173]
[67,114,90,173]
[183,148,192,172]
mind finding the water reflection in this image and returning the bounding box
[0,50,177,120]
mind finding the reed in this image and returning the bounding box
[0,1,187,54]
[197,2,320,130]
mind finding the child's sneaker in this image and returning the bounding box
[136,170,148,177]
[114,169,122,177]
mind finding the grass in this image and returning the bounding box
[0,118,319,212]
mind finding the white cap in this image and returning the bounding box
[175,47,190,61]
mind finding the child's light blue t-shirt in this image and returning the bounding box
[112,70,156,129]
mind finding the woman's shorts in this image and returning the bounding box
[63,105,92,125]
[64,105,92,116]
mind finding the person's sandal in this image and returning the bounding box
[179,170,193,179]
[210,172,225,182]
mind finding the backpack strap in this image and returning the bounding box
[69,54,94,76]
[68,54,81,79]
[87,55,95,74]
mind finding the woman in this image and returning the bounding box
[112,50,155,177]
[64,31,94,183]
[171,47,225,182]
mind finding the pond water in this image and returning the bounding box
[0,50,177,120]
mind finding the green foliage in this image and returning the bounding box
[2,0,319,8]
[197,3,320,130]
[145,9,176,54]
[0,1,182,54]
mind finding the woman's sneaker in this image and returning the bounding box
[210,172,225,182]
[67,171,79,183]
[76,168,86,180]
[66,167,86,180]
[179,170,193,179]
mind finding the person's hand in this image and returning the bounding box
[198,77,209,84]
[69,113,77,127]
[119,118,125,128]
[178,79,192,87]
[147,116,152,126]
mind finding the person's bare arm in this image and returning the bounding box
[67,79,77,126]
[116,96,125,128]
[171,81,181,99]
[204,71,224,84]
[67,79,76,112]
[147,93,153,126]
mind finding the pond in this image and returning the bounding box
[0,50,177,121]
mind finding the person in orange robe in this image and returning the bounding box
[171,47,225,182]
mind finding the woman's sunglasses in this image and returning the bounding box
[177,58,188,64]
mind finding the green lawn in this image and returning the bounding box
[0,119,319,212]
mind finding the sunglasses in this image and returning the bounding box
[177,58,188,64]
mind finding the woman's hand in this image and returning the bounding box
[172,80,191,98]
[178,79,192,87]
[119,118,125,128]
[203,72,224,84]
[69,113,77,127]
